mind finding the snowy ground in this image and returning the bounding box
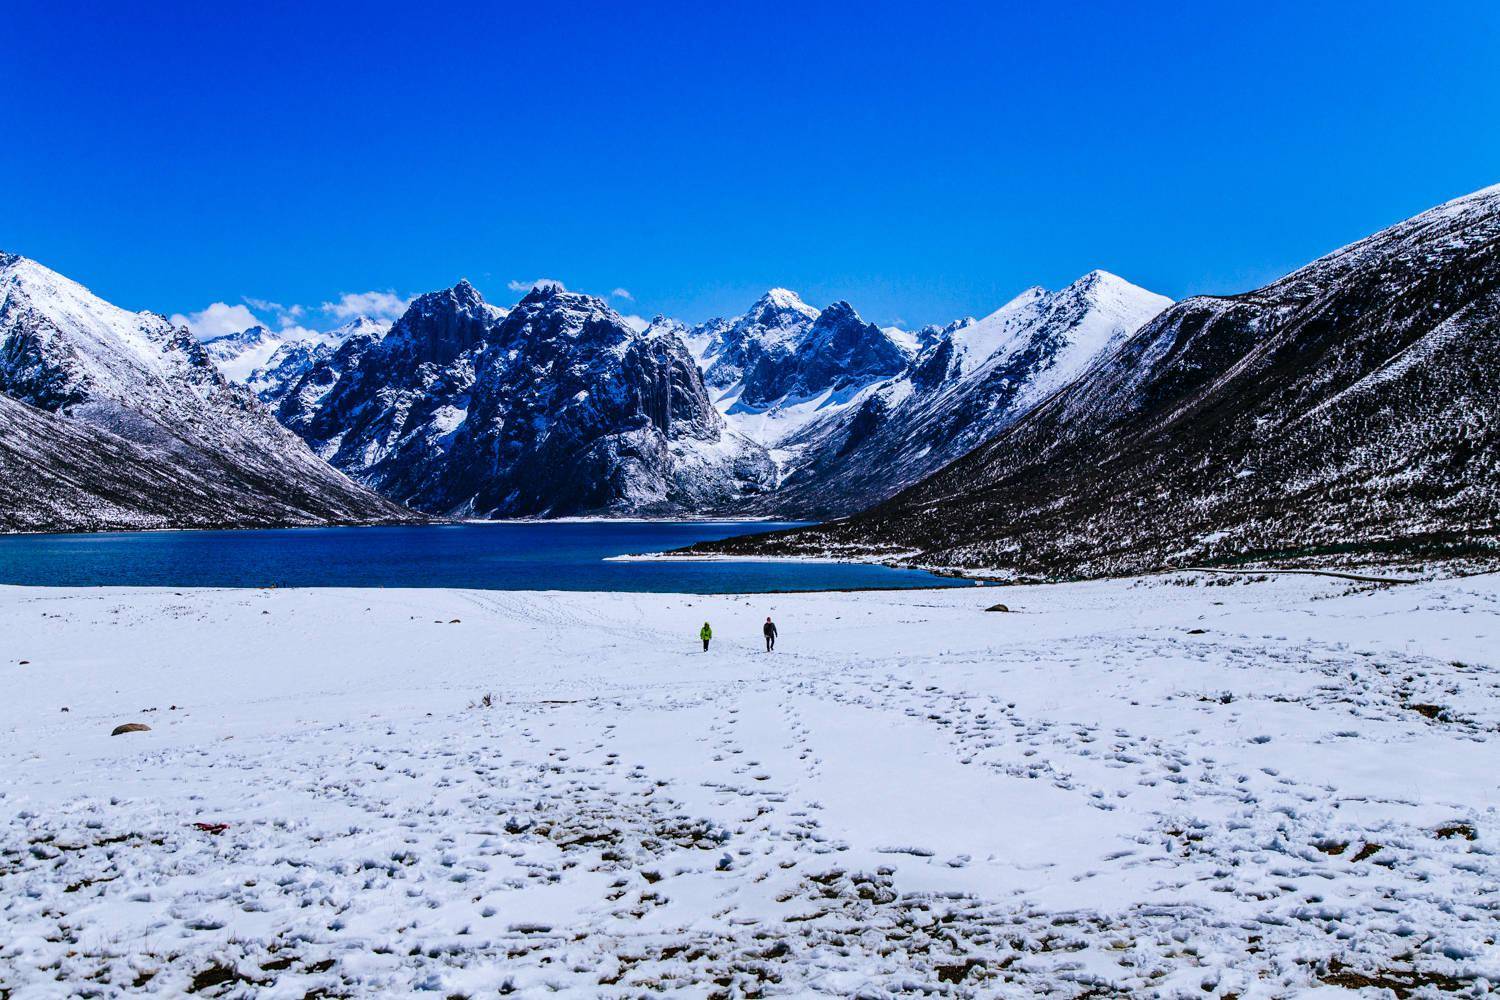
[2,573,1498,997]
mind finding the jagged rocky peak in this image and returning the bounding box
[694,288,822,389]
[773,299,912,396]
[269,274,770,518]
[746,287,819,328]
[698,289,915,410]
[388,279,508,366]
[503,284,625,339]
[204,314,393,385]
[643,314,687,337]
[913,316,976,352]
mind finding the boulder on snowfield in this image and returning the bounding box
[985,603,1010,612]
[111,722,151,735]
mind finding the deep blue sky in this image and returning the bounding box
[4,1,1497,331]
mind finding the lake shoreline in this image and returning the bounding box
[0,521,964,593]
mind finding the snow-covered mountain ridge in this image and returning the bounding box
[693,183,1500,574]
[0,252,416,531]
[758,270,1172,515]
[240,272,1167,518]
[267,281,774,516]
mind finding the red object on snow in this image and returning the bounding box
[191,822,230,835]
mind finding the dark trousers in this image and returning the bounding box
[765,635,775,651]
[702,639,710,651]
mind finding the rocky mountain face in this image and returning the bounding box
[690,289,914,418]
[0,253,417,531]
[245,277,1170,519]
[694,184,1500,576]
[762,271,1171,516]
[691,288,820,391]
[277,282,774,516]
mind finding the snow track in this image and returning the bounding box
[2,574,1497,996]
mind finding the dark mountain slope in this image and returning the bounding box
[0,391,414,533]
[287,282,773,516]
[693,184,1500,577]
[0,253,415,532]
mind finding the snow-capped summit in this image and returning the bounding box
[737,299,912,408]
[243,315,390,405]
[750,287,819,326]
[687,289,916,451]
[692,288,822,390]
[200,324,278,378]
[328,315,388,341]
[0,252,413,530]
[203,312,393,384]
[0,251,203,409]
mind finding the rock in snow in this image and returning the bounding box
[697,183,1500,575]
[0,253,415,532]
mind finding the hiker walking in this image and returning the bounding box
[763,616,778,652]
[700,621,713,652]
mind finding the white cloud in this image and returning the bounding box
[621,314,650,333]
[321,290,412,323]
[170,302,262,340]
[507,277,566,293]
[242,297,309,330]
[276,324,326,343]
[611,287,634,301]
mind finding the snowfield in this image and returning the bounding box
[2,574,1498,997]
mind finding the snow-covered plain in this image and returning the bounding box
[2,573,1497,997]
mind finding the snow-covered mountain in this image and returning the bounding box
[244,316,387,400]
[203,315,386,384]
[694,183,1500,575]
[762,271,1172,515]
[691,288,820,387]
[0,253,416,531]
[276,281,774,516]
[200,324,282,381]
[252,275,1169,519]
[686,290,918,449]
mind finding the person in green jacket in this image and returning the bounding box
[700,622,712,652]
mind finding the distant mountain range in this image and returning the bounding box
[4,183,1495,576]
[693,184,1500,576]
[229,275,1164,518]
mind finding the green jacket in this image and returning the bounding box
[700,624,712,640]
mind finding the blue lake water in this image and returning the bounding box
[0,522,967,593]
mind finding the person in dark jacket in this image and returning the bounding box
[762,616,778,651]
[700,622,712,652]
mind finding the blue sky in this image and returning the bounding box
[3,1,1497,333]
